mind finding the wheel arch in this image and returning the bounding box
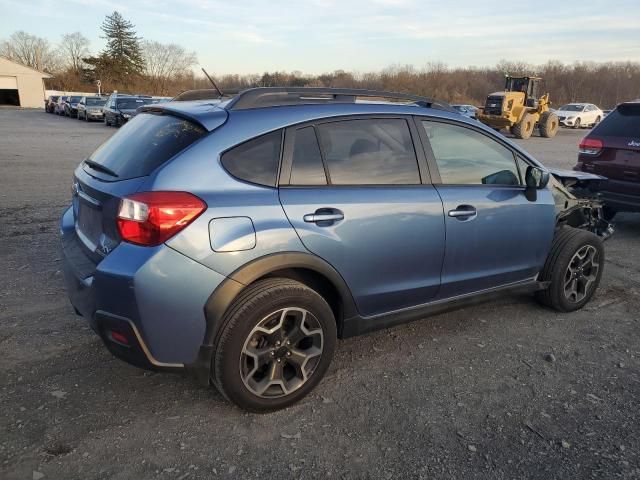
[203,252,358,345]
[187,252,358,384]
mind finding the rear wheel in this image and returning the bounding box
[213,278,337,412]
[539,111,559,138]
[512,113,535,139]
[535,227,604,312]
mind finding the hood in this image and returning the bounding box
[555,109,582,117]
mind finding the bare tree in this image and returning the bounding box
[0,31,61,72]
[141,40,197,95]
[59,32,90,72]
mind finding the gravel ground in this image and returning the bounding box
[1,109,639,480]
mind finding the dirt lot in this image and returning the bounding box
[1,109,639,479]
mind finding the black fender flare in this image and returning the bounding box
[187,252,358,384]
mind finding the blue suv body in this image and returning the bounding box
[61,88,609,411]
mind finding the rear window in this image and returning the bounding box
[117,98,152,109]
[593,104,640,137]
[221,131,282,187]
[86,98,106,106]
[86,113,206,180]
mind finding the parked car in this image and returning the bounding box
[575,101,640,219]
[77,96,107,122]
[103,94,154,126]
[452,104,478,119]
[556,103,604,128]
[61,87,610,412]
[54,96,69,115]
[45,95,59,113]
[63,95,83,117]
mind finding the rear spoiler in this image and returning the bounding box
[138,104,228,132]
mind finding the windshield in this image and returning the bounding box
[70,96,82,103]
[116,98,153,110]
[559,104,584,112]
[86,98,107,106]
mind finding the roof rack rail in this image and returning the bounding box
[225,87,455,112]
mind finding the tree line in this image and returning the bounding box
[0,12,197,96]
[2,12,639,107]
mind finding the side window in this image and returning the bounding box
[423,121,521,186]
[316,119,420,185]
[221,130,282,187]
[290,127,327,185]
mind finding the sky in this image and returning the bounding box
[1,0,640,74]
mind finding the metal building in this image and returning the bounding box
[0,56,52,108]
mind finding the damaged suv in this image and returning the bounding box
[61,88,611,412]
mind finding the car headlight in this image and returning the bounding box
[123,114,131,119]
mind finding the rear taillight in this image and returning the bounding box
[579,138,604,156]
[117,191,206,246]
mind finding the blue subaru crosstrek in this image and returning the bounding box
[61,87,611,412]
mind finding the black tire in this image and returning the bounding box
[594,116,601,126]
[105,116,110,126]
[539,111,559,138]
[213,278,337,412]
[602,206,617,221]
[573,118,581,129]
[535,227,604,312]
[512,113,535,139]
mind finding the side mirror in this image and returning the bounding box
[524,166,550,201]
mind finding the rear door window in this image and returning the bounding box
[289,127,327,185]
[221,130,282,187]
[86,113,206,180]
[593,105,640,137]
[315,118,420,185]
[423,121,521,186]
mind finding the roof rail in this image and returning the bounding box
[225,87,455,112]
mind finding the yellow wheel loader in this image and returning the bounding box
[477,76,559,139]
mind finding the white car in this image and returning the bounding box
[556,103,604,129]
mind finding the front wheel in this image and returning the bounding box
[213,278,337,412]
[535,227,604,312]
[512,113,535,139]
[573,118,581,129]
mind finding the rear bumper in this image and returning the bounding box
[598,190,640,212]
[572,170,640,212]
[60,206,228,370]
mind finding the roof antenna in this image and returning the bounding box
[201,68,223,98]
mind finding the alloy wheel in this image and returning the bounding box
[240,307,324,398]
[564,245,599,303]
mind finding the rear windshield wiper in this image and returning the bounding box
[84,159,119,178]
